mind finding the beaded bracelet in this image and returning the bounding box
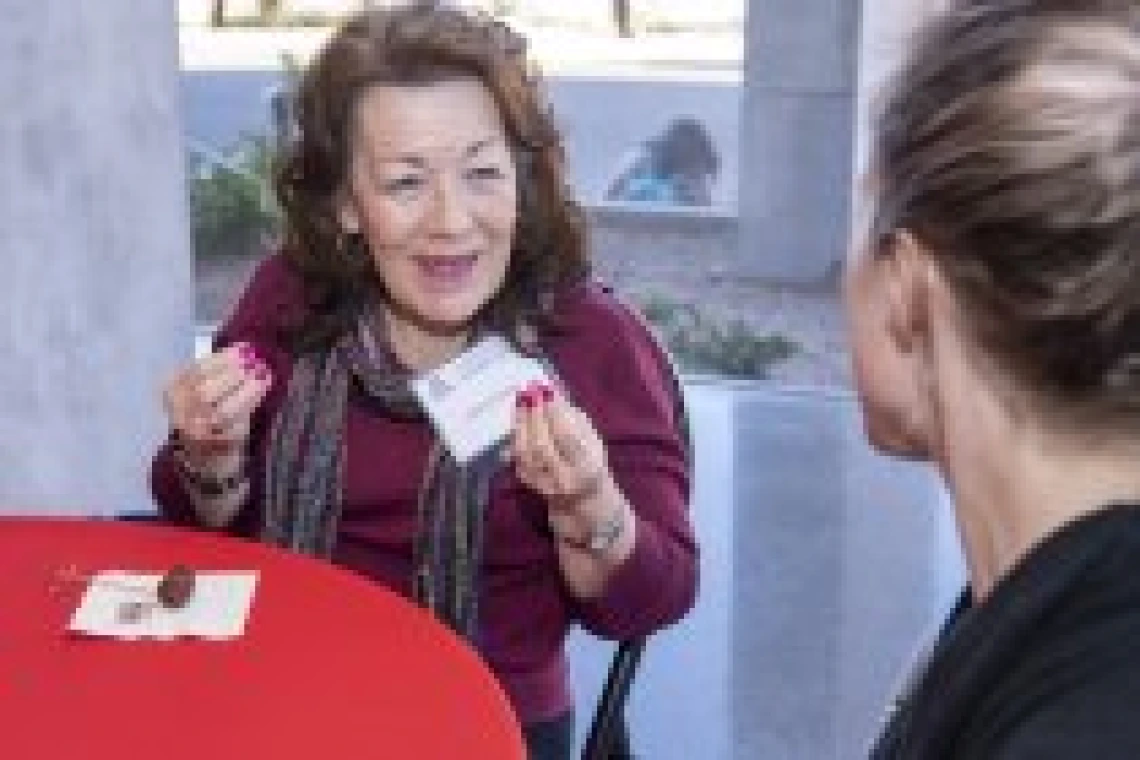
[170,434,247,498]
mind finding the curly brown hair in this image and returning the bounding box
[274,4,589,351]
[872,0,1140,432]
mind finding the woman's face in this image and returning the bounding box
[339,78,518,335]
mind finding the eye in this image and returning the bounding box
[380,175,425,195]
[467,166,506,181]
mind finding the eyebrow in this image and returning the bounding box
[464,137,500,157]
[371,138,504,169]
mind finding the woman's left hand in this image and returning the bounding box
[510,383,615,527]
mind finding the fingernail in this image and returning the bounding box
[516,390,534,408]
[538,384,554,403]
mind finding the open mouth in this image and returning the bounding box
[414,254,479,292]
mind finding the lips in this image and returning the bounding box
[414,254,479,292]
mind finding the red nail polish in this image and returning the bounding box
[517,391,534,408]
[538,385,554,403]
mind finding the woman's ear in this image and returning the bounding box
[853,229,939,461]
[883,230,933,356]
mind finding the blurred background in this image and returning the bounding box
[2,1,964,757]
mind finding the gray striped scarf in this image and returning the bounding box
[260,312,511,641]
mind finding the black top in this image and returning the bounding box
[871,503,1140,759]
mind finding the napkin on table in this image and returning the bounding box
[68,571,258,640]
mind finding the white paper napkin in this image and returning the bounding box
[68,571,258,640]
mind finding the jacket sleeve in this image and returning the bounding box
[558,290,699,640]
[149,255,301,538]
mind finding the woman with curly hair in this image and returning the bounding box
[151,6,697,757]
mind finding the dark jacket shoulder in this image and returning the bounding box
[989,654,1140,759]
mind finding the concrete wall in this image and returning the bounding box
[586,204,740,294]
[737,0,860,282]
[0,1,193,515]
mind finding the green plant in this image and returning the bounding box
[636,293,798,378]
[188,134,281,260]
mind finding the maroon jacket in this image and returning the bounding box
[151,255,698,724]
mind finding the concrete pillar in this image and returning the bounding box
[853,0,950,175]
[0,2,193,515]
[737,0,861,283]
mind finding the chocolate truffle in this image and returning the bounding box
[157,565,196,609]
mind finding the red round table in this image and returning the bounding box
[0,518,526,759]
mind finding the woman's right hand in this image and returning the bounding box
[162,342,273,467]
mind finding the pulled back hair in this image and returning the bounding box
[872,0,1140,431]
[274,3,589,351]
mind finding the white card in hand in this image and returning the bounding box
[68,571,258,641]
[413,335,550,463]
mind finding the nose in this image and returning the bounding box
[426,174,475,238]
